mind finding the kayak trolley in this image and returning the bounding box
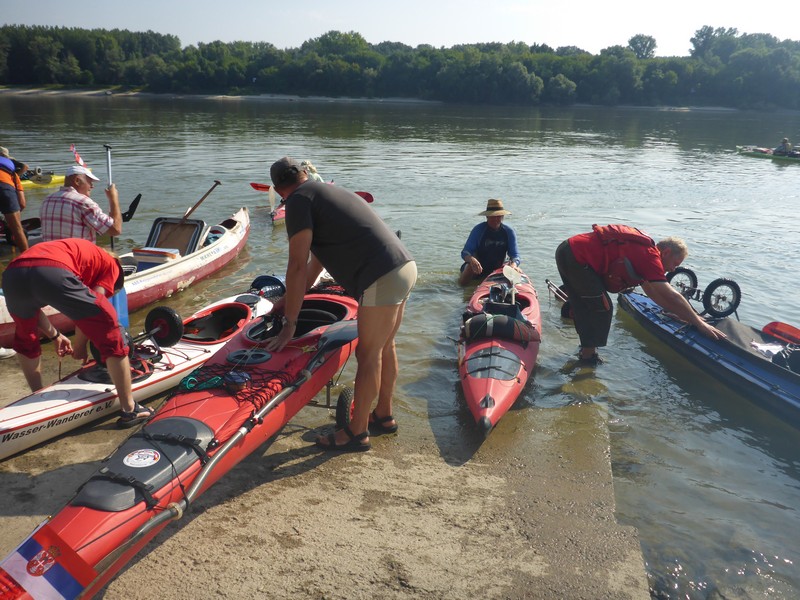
[666,267,741,319]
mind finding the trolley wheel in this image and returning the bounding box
[335,387,355,429]
[144,306,184,347]
[666,267,698,298]
[702,278,741,318]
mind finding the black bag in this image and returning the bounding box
[772,347,800,373]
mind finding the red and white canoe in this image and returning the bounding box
[0,276,281,461]
[0,289,358,598]
[0,207,250,348]
[457,266,542,436]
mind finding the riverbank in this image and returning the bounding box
[0,85,442,105]
[0,354,649,599]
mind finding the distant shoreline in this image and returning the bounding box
[0,85,442,105]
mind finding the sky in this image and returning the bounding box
[3,0,797,58]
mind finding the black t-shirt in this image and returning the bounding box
[285,182,413,298]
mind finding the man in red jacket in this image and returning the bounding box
[555,224,725,364]
[2,238,153,427]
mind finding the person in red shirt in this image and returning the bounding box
[555,224,725,364]
[2,238,153,427]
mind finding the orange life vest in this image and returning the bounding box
[592,224,656,292]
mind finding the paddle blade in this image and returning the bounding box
[503,265,522,287]
[763,321,800,345]
[250,182,271,192]
[355,191,374,203]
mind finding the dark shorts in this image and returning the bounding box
[0,183,21,214]
[2,265,126,360]
[555,240,613,348]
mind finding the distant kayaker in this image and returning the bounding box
[1,238,153,427]
[40,164,122,243]
[458,198,521,286]
[774,137,793,155]
[266,156,416,452]
[0,145,29,254]
[555,224,726,365]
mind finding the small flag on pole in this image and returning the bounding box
[69,144,85,167]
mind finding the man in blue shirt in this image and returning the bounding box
[458,199,521,286]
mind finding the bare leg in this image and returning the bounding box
[18,354,43,392]
[3,211,28,253]
[321,303,403,446]
[104,355,138,414]
[372,301,406,427]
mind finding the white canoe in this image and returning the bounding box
[0,207,250,348]
[0,277,281,461]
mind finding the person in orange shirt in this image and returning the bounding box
[0,145,28,254]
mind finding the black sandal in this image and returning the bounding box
[368,410,398,434]
[315,424,371,452]
[117,402,154,429]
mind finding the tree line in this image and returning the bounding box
[1,24,799,109]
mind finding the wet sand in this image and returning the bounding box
[0,352,648,599]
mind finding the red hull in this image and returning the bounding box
[0,208,249,348]
[0,292,358,598]
[458,268,542,435]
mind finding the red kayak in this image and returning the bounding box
[458,266,542,435]
[0,290,358,598]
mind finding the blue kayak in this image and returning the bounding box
[618,291,800,424]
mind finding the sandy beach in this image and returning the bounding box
[0,349,648,599]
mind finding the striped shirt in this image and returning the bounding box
[40,186,114,243]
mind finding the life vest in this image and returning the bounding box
[592,224,656,292]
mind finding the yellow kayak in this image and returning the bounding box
[20,173,65,189]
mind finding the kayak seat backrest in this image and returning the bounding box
[71,417,215,512]
[463,313,540,344]
[245,298,348,342]
[483,300,525,321]
[144,217,207,256]
[182,303,250,342]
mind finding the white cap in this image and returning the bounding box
[65,165,99,181]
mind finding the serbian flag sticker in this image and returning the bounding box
[0,522,96,600]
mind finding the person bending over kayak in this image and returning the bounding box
[555,224,725,365]
[2,238,153,427]
[266,157,417,453]
[458,199,521,286]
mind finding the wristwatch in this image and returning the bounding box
[281,316,297,328]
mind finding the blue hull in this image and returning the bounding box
[618,292,800,424]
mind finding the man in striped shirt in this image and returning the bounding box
[40,165,122,243]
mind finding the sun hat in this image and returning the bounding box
[270,156,303,187]
[478,199,511,216]
[65,164,99,181]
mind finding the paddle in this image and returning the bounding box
[763,321,800,345]
[503,264,521,305]
[105,144,115,250]
[183,180,221,221]
[121,194,141,222]
[249,182,374,203]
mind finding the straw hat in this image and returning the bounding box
[478,199,511,216]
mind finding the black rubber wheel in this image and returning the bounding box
[298,309,338,325]
[145,306,184,347]
[702,278,741,318]
[90,326,134,364]
[335,387,355,429]
[666,267,698,298]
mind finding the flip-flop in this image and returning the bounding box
[315,424,371,452]
[117,402,154,429]
[368,410,398,434]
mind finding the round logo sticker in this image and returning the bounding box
[123,448,161,468]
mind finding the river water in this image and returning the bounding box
[2,93,799,599]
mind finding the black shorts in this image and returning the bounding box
[0,183,21,214]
